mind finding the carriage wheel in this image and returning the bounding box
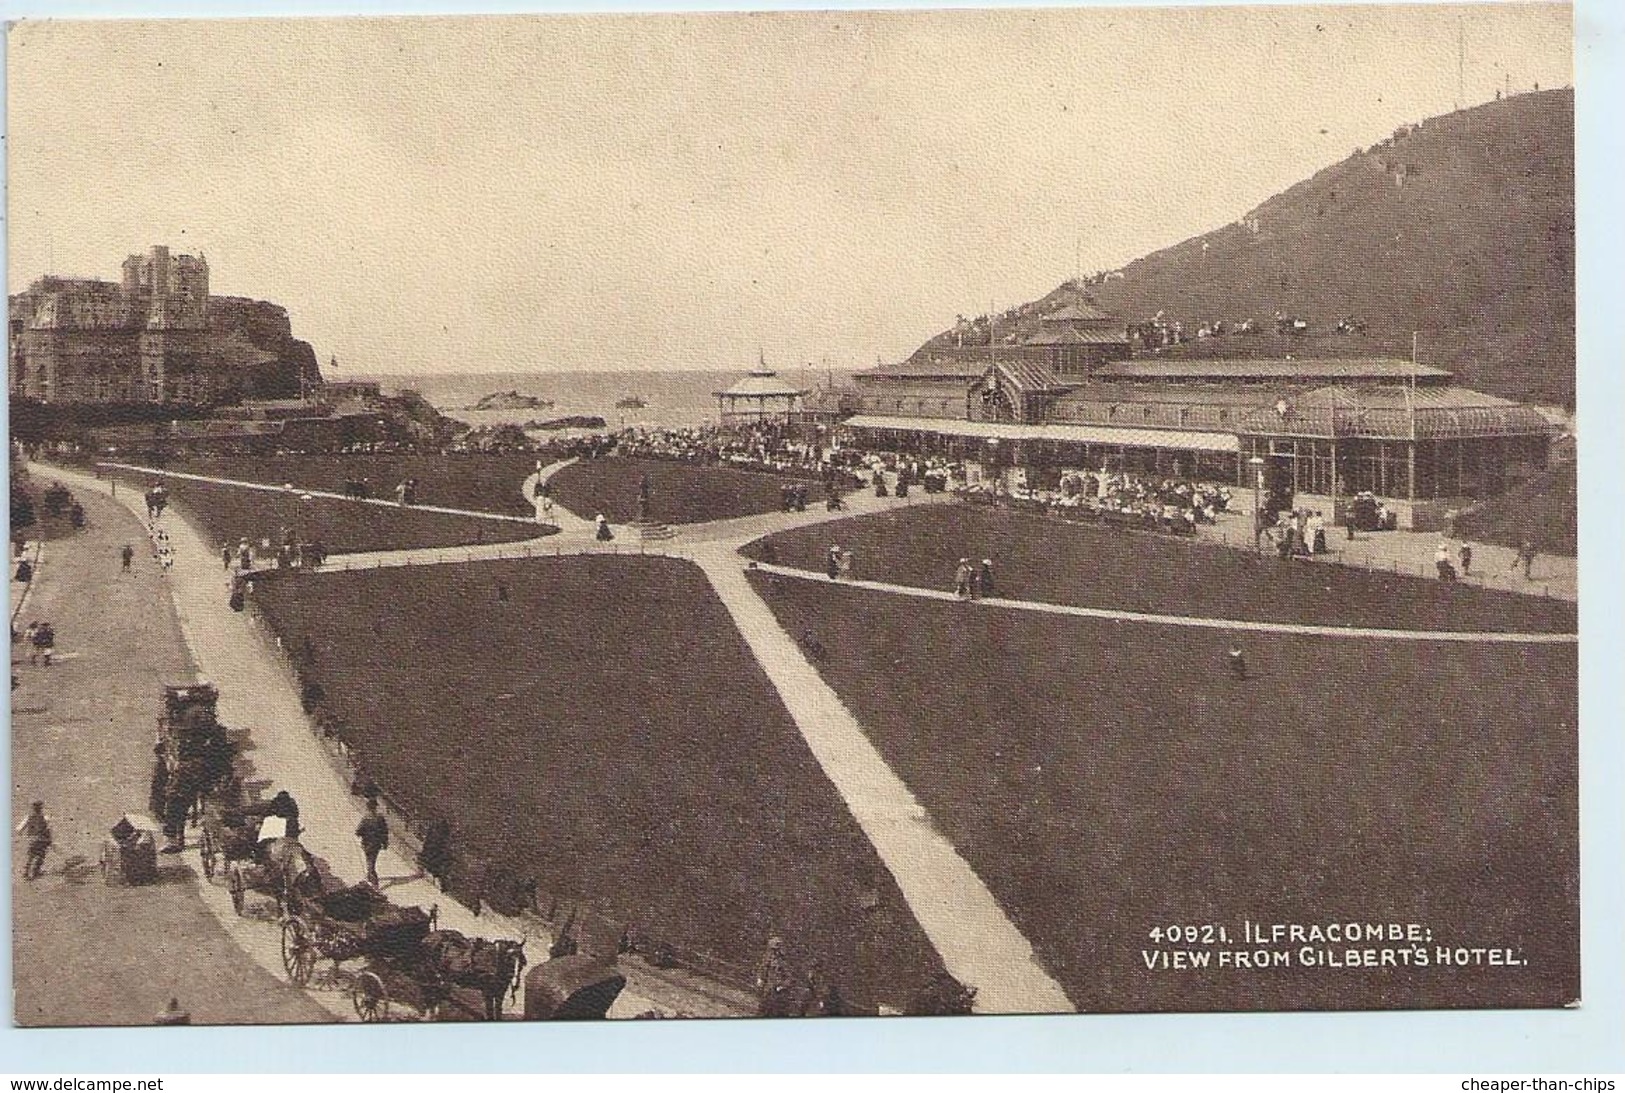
[281,917,316,985]
[199,829,217,880]
[228,867,246,916]
[352,971,389,1023]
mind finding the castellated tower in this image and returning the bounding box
[10,244,228,404]
[131,244,211,401]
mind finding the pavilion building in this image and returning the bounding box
[715,365,807,424]
[842,311,1557,531]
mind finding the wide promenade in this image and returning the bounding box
[10,483,331,1025]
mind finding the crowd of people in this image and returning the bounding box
[1262,508,1331,559]
[965,469,1233,536]
[611,423,856,484]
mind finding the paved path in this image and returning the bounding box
[747,563,1576,644]
[72,460,1076,1011]
[100,461,540,526]
[517,471,1071,1010]
[520,458,594,535]
[42,464,743,1020]
[10,484,333,1026]
[43,460,1576,1015]
[690,544,1074,1014]
[1193,510,1577,602]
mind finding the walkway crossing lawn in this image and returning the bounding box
[105,472,547,554]
[549,456,829,526]
[142,452,549,519]
[250,556,945,1011]
[744,505,1576,634]
[746,573,1578,1013]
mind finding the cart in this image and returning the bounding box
[278,883,444,1021]
[198,787,283,883]
[153,683,237,849]
[100,816,160,887]
[225,832,315,917]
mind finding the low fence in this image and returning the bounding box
[309,537,692,574]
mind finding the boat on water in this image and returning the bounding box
[615,395,649,410]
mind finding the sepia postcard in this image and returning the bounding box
[7,4,1578,1028]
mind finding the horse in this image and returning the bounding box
[423,930,528,1019]
[263,836,324,916]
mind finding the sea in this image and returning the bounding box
[357,368,855,434]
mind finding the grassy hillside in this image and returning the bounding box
[927,91,1574,406]
[1456,459,1578,556]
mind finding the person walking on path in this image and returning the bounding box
[954,559,973,600]
[1435,542,1457,582]
[221,545,232,571]
[417,818,453,890]
[827,545,842,581]
[29,621,55,667]
[121,544,134,573]
[979,559,995,598]
[1459,542,1474,577]
[356,797,390,887]
[16,801,52,880]
[1514,539,1538,580]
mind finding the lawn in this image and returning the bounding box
[744,504,1576,634]
[747,572,1578,1012]
[146,452,546,519]
[548,456,827,526]
[251,557,945,1010]
[104,471,547,555]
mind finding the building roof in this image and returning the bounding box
[987,360,1070,393]
[715,369,806,399]
[1239,385,1557,440]
[1023,326,1131,347]
[1043,302,1115,323]
[841,414,1238,453]
[1053,383,1283,408]
[1092,358,1454,382]
[868,356,1002,379]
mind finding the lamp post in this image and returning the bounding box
[1249,454,1266,554]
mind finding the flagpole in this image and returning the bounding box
[1409,332,1418,506]
[1409,332,1418,443]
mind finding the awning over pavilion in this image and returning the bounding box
[840,414,1239,453]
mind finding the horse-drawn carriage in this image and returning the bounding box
[151,683,238,850]
[277,877,527,1022]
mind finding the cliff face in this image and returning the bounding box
[208,296,322,400]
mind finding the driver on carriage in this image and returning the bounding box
[267,790,302,840]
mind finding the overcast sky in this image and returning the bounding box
[6,4,1572,375]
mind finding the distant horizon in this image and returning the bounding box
[9,8,1572,376]
[349,364,863,377]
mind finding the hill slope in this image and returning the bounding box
[928,90,1575,406]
